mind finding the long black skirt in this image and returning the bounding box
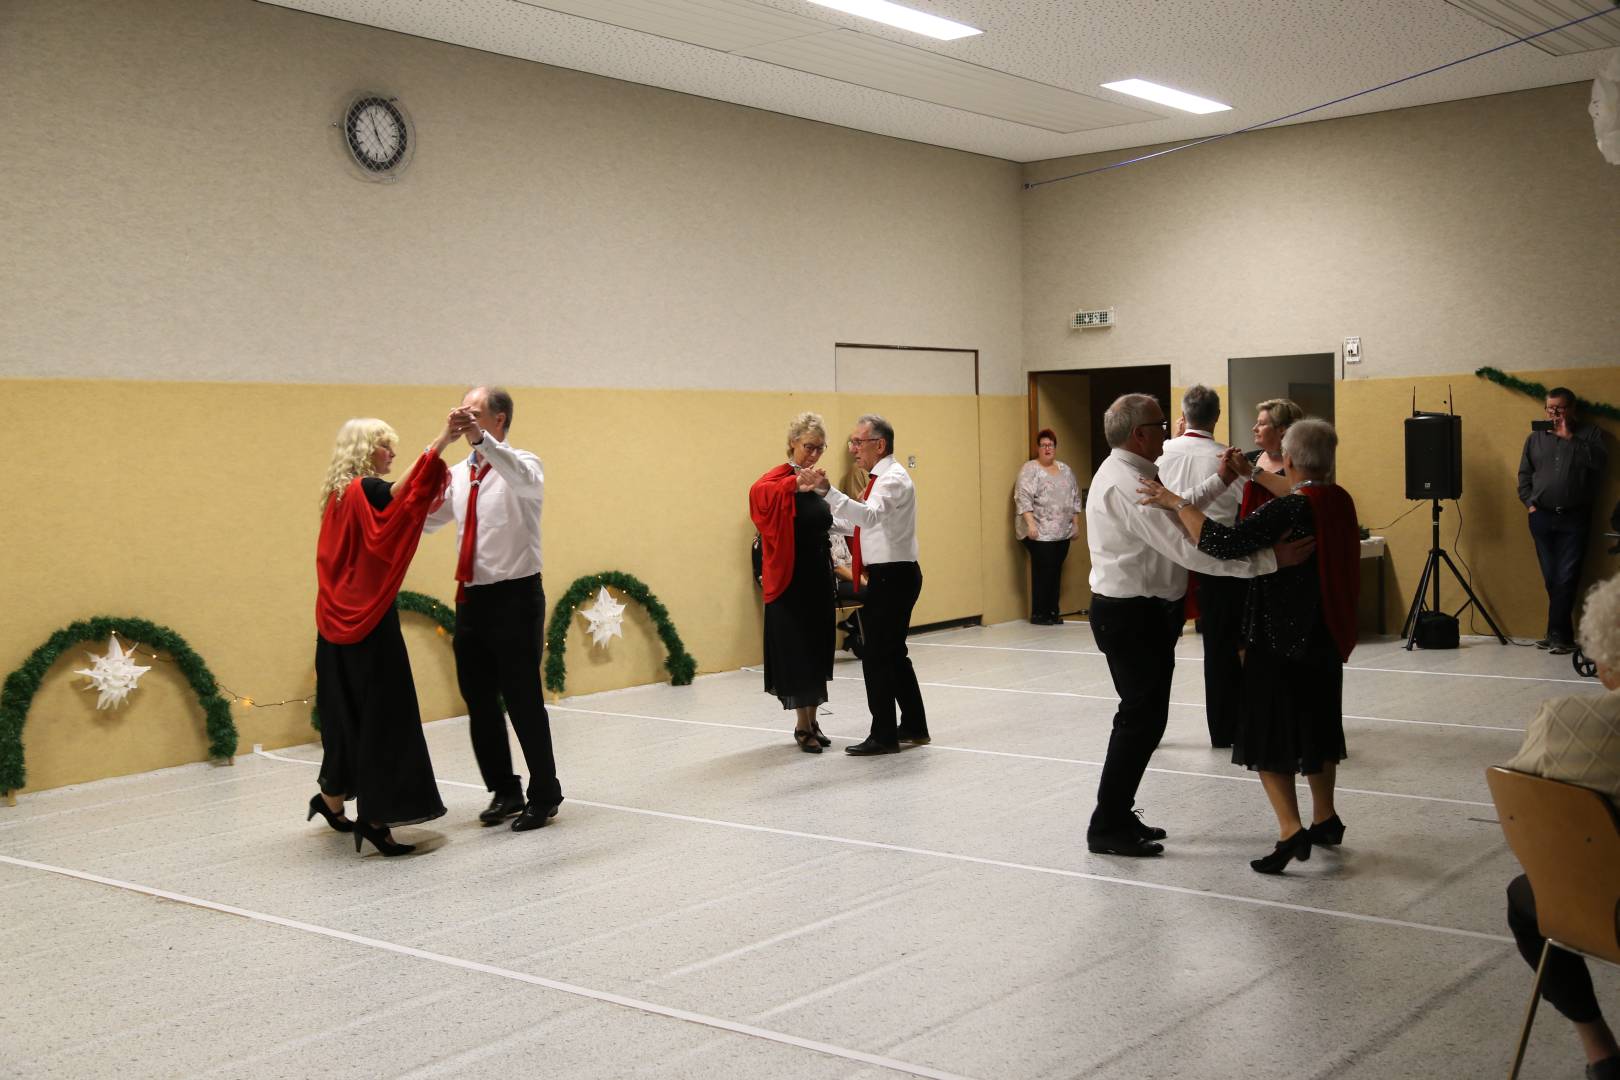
[1232,636,1347,776]
[316,607,446,828]
[763,591,833,710]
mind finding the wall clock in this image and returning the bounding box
[340,94,414,180]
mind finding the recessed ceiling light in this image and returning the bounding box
[1101,79,1231,114]
[805,0,982,41]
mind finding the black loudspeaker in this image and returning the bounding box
[1405,413,1463,500]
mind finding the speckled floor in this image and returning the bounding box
[1,621,1609,1079]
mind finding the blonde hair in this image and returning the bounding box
[1257,398,1305,430]
[785,411,826,454]
[319,418,398,510]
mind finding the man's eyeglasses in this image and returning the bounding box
[848,436,883,447]
[1136,420,1169,433]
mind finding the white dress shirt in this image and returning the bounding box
[1157,429,1243,527]
[424,429,544,584]
[823,455,919,564]
[1086,448,1274,600]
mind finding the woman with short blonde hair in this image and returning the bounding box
[311,407,472,855]
[749,411,836,752]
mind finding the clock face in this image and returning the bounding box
[344,97,408,173]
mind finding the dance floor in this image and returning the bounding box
[2,620,1610,1079]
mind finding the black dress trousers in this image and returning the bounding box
[1195,574,1247,748]
[1087,592,1186,836]
[454,574,563,809]
[859,561,928,746]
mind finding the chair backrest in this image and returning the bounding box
[1486,766,1620,964]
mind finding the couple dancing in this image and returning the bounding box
[311,387,562,855]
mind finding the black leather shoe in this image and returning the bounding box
[1308,814,1346,846]
[1533,637,1553,650]
[844,738,900,756]
[1549,640,1575,655]
[1087,830,1164,857]
[1131,808,1167,841]
[511,803,559,831]
[479,791,526,825]
[1250,828,1312,874]
[897,731,931,746]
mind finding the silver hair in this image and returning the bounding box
[785,411,826,449]
[1281,418,1336,476]
[857,413,895,456]
[1102,394,1160,448]
[1578,572,1620,673]
[1181,385,1221,431]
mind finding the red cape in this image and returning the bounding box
[1301,483,1360,662]
[750,463,800,604]
[1239,474,1278,520]
[316,453,448,644]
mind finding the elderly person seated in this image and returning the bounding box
[1140,418,1359,873]
[1501,572,1620,1079]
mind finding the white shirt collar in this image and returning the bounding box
[870,454,896,475]
[1111,447,1156,474]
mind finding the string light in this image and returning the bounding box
[123,642,313,711]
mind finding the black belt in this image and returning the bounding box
[1536,503,1587,515]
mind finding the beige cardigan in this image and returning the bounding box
[1504,690,1620,808]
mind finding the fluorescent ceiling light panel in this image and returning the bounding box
[805,0,981,41]
[1101,78,1230,114]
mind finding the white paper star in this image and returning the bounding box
[74,635,152,710]
[578,586,627,648]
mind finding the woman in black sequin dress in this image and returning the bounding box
[1141,419,1361,874]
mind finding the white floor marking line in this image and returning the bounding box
[819,674,1525,734]
[0,852,977,1080]
[547,706,1494,807]
[906,640,1592,686]
[250,751,1510,944]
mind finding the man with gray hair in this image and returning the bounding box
[425,386,563,832]
[1157,384,1245,748]
[812,414,929,755]
[1084,393,1310,857]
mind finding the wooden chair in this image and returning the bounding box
[1485,766,1620,1078]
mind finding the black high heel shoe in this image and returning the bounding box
[1250,829,1312,874]
[307,793,353,833]
[1308,815,1346,846]
[354,820,416,856]
[811,723,832,747]
[794,729,823,754]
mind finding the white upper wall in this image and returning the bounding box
[0,0,1025,395]
[1020,83,1620,388]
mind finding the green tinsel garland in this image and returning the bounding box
[0,617,237,795]
[310,590,457,732]
[1475,367,1620,421]
[543,572,697,695]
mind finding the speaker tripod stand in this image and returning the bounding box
[1401,500,1507,650]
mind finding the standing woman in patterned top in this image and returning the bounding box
[1015,429,1083,624]
[1140,419,1360,874]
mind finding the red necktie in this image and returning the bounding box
[455,461,492,601]
[849,473,877,584]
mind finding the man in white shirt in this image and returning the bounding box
[813,414,928,755]
[1157,384,1245,748]
[425,386,562,832]
[1085,393,1310,857]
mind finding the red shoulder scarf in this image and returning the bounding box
[749,463,800,604]
[316,452,448,644]
[1301,483,1360,663]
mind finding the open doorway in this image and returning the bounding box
[1027,364,1173,482]
[1025,364,1172,619]
[1226,353,1335,445]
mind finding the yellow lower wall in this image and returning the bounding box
[3,380,1028,795]
[7,370,1607,794]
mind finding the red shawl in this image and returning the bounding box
[1239,473,1279,520]
[316,452,448,644]
[749,463,800,604]
[1301,483,1360,663]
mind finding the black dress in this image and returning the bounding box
[315,477,448,828]
[763,492,835,709]
[1196,492,1348,775]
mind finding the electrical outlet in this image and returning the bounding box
[1344,336,1361,363]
